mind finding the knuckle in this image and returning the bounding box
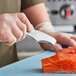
[21,25,26,31]
[11,37,16,42]
[0,30,5,36]
[6,36,16,43]
[21,13,25,16]
[1,23,7,28]
[57,32,62,36]
[17,32,23,39]
[5,36,10,41]
[7,38,16,45]
[55,32,63,39]
[2,15,8,21]
[21,13,26,20]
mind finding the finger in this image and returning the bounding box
[68,34,76,41]
[11,24,23,41]
[16,21,26,39]
[60,33,76,41]
[40,43,62,51]
[17,13,33,32]
[59,36,76,46]
[71,36,76,41]
[66,33,76,41]
[68,39,76,46]
[40,43,51,51]
[0,29,7,42]
[2,31,16,45]
[49,43,63,51]
[55,33,76,46]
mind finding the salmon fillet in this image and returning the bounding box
[41,46,76,73]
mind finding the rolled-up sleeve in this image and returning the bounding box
[21,0,46,10]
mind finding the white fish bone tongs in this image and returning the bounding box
[26,30,56,45]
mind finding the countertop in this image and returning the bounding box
[0,51,76,76]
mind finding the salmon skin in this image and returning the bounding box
[41,46,76,73]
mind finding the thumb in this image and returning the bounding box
[17,13,34,32]
[40,43,62,51]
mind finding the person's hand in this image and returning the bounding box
[35,22,76,51]
[0,13,32,45]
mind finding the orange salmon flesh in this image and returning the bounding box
[41,46,76,73]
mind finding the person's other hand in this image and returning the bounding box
[35,22,76,51]
[0,13,32,45]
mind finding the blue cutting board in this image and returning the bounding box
[0,51,76,76]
